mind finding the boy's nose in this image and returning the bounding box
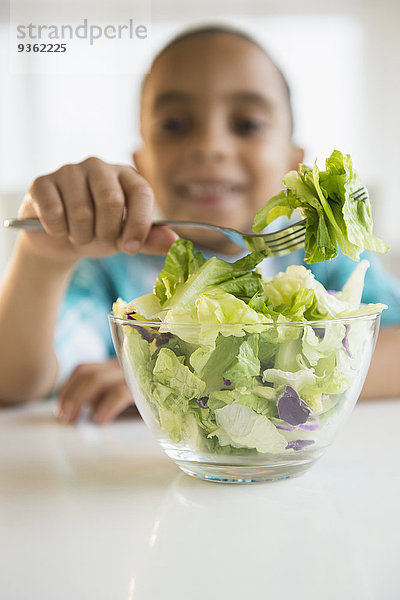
[189,122,232,164]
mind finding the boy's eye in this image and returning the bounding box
[161,117,191,134]
[232,118,266,136]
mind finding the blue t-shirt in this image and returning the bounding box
[54,248,400,384]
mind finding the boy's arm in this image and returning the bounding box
[360,325,400,399]
[0,237,76,402]
[0,158,177,405]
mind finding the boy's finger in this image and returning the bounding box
[57,362,124,423]
[27,176,68,237]
[118,168,154,253]
[56,165,94,245]
[93,384,133,425]
[85,158,125,243]
[141,225,179,255]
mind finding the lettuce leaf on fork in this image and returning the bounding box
[252,149,389,263]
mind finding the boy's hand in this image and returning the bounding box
[56,358,136,424]
[18,157,178,265]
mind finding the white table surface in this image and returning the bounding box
[1,398,399,600]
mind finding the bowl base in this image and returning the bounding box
[175,458,318,484]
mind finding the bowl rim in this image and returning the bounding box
[108,310,382,328]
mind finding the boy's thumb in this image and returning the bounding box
[138,225,179,255]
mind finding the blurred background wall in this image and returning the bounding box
[1,0,399,277]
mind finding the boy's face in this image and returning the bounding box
[135,33,303,253]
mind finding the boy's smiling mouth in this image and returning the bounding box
[175,180,246,204]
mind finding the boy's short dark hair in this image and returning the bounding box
[148,24,294,135]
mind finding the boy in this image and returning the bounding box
[1,26,400,423]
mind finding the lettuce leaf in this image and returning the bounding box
[211,402,287,453]
[261,263,386,319]
[154,239,206,304]
[161,288,272,348]
[208,386,277,416]
[190,333,260,391]
[160,244,269,314]
[153,347,206,410]
[301,323,346,367]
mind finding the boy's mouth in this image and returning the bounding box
[175,181,245,205]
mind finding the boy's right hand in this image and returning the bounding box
[18,157,178,265]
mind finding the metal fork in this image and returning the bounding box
[3,187,367,256]
[3,215,306,255]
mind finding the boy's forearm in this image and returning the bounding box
[360,326,400,400]
[0,237,77,403]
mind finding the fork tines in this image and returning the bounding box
[265,227,305,249]
[350,186,368,202]
[262,219,306,242]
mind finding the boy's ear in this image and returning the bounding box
[290,144,305,171]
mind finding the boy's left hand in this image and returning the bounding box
[56,359,135,424]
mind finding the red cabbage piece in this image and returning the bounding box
[155,332,174,347]
[342,324,353,358]
[298,422,319,431]
[124,322,172,346]
[196,397,208,409]
[275,420,319,432]
[275,422,295,431]
[277,385,312,426]
[286,439,315,451]
[127,323,154,342]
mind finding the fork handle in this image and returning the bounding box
[4,217,44,231]
[6,216,247,250]
[3,216,249,250]
[3,217,231,233]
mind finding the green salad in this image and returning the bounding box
[112,150,388,456]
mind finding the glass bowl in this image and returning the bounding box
[109,312,381,483]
